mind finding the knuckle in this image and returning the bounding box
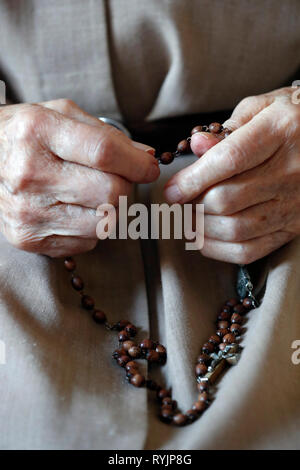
[9,153,35,194]
[234,244,257,265]
[93,134,115,169]
[206,186,232,215]
[12,105,46,144]
[56,98,77,114]
[227,217,244,242]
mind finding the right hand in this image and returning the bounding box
[0,99,159,257]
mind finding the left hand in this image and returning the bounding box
[164,87,300,264]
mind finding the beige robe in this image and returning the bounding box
[0,0,299,449]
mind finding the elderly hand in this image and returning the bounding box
[0,99,159,257]
[164,87,300,264]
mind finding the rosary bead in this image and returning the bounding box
[115,320,130,331]
[192,400,207,413]
[173,413,187,426]
[112,348,127,359]
[217,320,230,330]
[128,346,142,358]
[231,313,243,324]
[71,276,84,291]
[186,409,198,422]
[160,152,174,165]
[191,125,203,135]
[197,381,209,392]
[230,323,242,336]
[216,328,230,338]
[64,257,76,271]
[146,379,159,391]
[223,333,236,344]
[202,342,215,354]
[157,388,171,401]
[118,330,131,342]
[146,350,160,363]
[130,374,145,388]
[221,305,232,314]
[156,344,167,356]
[226,298,239,307]
[219,342,227,351]
[217,311,231,321]
[162,397,177,410]
[160,407,173,422]
[122,340,135,351]
[81,295,95,310]
[197,353,210,364]
[242,297,253,309]
[233,304,246,315]
[195,363,208,377]
[140,339,154,351]
[208,122,222,134]
[92,310,107,324]
[198,391,209,402]
[126,367,139,377]
[125,323,137,337]
[126,360,139,371]
[117,355,130,367]
[177,139,190,153]
[209,334,221,345]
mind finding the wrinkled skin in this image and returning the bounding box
[0,99,158,257]
[164,87,300,264]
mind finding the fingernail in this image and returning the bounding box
[164,183,182,203]
[132,140,156,155]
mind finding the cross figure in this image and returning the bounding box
[198,343,242,386]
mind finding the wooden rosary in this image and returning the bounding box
[64,122,258,427]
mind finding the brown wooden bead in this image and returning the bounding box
[160,152,174,165]
[125,323,137,337]
[173,413,187,426]
[130,374,145,387]
[217,311,231,321]
[140,339,154,351]
[223,333,236,344]
[81,295,95,310]
[125,361,139,371]
[217,320,230,330]
[115,320,130,331]
[118,330,131,342]
[197,353,210,364]
[186,409,198,422]
[146,350,160,363]
[197,381,209,392]
[192,400,207,413]
[161,397,177,410]
[64,257,76,271]
[231,313,243,324]
[233,304,246,314]
[92,310,107,324]
[221,305,232,313]
[209,122,222,134]
[160,407,174,422]
[219,342,227,351]
[191,125,203,135]
[122,340,135,351]
[230,323,242,336]
[112,348,127,359]
[242,297,253,309]
[71,276,84,291]
[146,379,159,391]
[202,342,215,354]
[209,334,221,345]
[216,328,230,338]
[177,139,190,153]
[198,391,209,402]
[117,355,130,367]
[128,346,141,358]
[226,298,239,307]
[195,363,208,377]
[156,344,166,356]
[157,388,170,401]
